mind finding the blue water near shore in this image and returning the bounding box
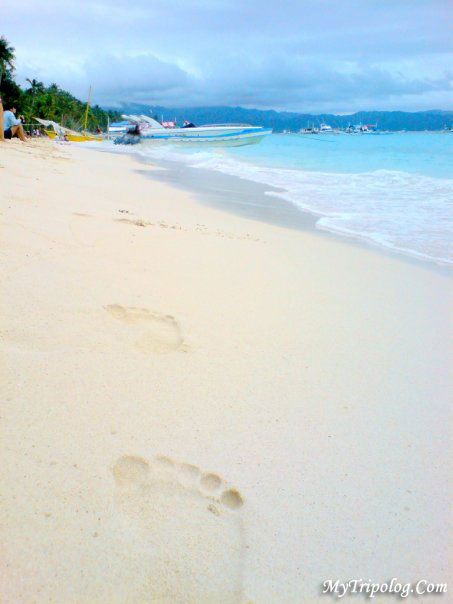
[112,132,453,266]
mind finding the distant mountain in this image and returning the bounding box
[104,103,453,132]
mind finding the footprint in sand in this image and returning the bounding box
[115,217,148,227]
[115,217,185,232]
[105,304,184,353]
[112,454,246,603]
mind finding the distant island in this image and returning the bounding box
[109,103,453,133]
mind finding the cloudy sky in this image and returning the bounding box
[3,0,453,113]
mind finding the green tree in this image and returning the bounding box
[1,36,121,131]
[25,78,45,125]
[0,36,15,86]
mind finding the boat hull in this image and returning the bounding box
[140,133,270,146]
[45,129,102,142]
[138,126,271,146]
[66,133,102,142]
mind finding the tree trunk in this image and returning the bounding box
[0,96,4,141]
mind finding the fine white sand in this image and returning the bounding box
[1,138,451,603]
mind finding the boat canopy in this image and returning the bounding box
[33,117,80,136]
[140,115,165,128]
[120,114,165,129]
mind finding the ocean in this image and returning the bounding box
[103,132,453,267]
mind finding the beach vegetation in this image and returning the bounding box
[0,35,15,86]
[0,35,121,131]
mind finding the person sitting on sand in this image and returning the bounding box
[3,105,27,141]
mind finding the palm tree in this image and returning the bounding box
[26,78,44,125]
[26,78,44,93]
[0,36,15,86]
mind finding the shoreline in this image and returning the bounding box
[142,156,453,275]
[1,139,451,602]
[96,142,453,274]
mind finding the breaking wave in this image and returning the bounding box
[99,140,453,267]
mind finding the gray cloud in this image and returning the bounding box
[4,0,453,112]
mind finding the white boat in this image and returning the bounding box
[113,115,272,146]
[108,120,133,134]
[300,125,318,134]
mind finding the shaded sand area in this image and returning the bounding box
[1,139,451,602]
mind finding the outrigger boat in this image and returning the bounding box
[34,118,102,142]
[111,115,272,146]
[34,86,103,142]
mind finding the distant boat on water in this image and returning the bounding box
[344,123,392,135]
[299,122,342,135]
[300,125,318,134]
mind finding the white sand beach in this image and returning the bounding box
[1,139,451,603]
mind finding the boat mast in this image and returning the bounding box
[83,86,92,131]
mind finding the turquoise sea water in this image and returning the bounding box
[107,132,453,266]
[229,131,453,178]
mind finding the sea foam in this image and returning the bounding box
[99,138,453,267]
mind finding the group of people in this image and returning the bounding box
[0,97,28,142]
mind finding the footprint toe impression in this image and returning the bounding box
[111,454,246,602]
